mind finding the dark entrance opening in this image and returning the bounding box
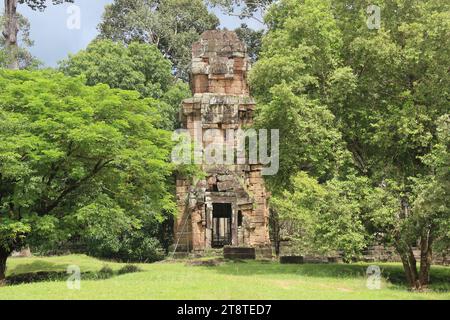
[212,203,232,248]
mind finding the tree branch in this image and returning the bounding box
[37,158,114,215]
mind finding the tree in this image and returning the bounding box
[251,0,449,289]
[59,40,173,98]
[234,23,264,63]
[208,0,273,25]
[366,115,450,288]
[59,39,190,130]
[413,115,450,282]
[249,0,349,191]
[0,13,40,69]
[271,172,369,261]
[2,0,73,69]
[0,70,176,283]
[329,0,449,289]
[97,0,219,79]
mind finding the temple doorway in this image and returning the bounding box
[212,203,232,248]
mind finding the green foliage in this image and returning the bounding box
[59,40,172,99]
[59,40,190,130]
[253,0,449,280]
[272,172,369,260]
[117,231,165,262]
[18,0,74,11]
[98,265,114,279]
[97,0,219,78]
[0,220,30,251]
[68,196,141,257]
[270,172,325,253]
[411,115,450,254]
[0,70,175,260]
[74,200,166,262]
[234,24,264,62]
[250,0,351,191]
[160,81,191,129]
[252,83,346,190]
[0,14,41,69]
[208,0,273,24]
[117,264,142,275]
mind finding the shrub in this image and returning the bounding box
[97,265,114,279]
[119,236,165,263]
[118,264,141,275]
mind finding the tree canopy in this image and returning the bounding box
[0,12,40,69]
[97,0,220,78]
[59,40,191,130]
[59,40,173,98]
[2,0,74,69]
[0,70,177,280]
[251,0,450,289]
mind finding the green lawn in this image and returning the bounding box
[1,255,449,300]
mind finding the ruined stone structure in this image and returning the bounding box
[174,30,271,253]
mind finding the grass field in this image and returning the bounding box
[0,255,449,300]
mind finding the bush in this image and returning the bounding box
[118,264,141,275]
[73,202,167,263]
[97,265,114,279]
[83,231,165,263]
[118,234,165,263]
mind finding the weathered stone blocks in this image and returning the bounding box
[174,30,270,253]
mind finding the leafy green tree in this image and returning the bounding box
[251,0,449,289]
[59,40,172,98]
[249,0,349,190]
[271,172,369,261]
[59,40,190,130]
[270,172,326,256]
[331,0,449,289]
[0,13,40,69]
[365,115,450,288]
[208,0,273,24]
[97,0,219,78]
[414,115,450,260]
[2,0,73,69]
[64,195,165,262]
[0,70,176,283]
[251,84,346,191]
[234,24,264,63]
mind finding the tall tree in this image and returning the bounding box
[250,0,449,289]
[0,13,40,69]
[59,39,190,130]
[249,0,349,191]
[234,23,264,63]
[97,0,219,79]
[2,0,73,69]
[271,172,369,261]
[0,70,176,283]
[208,0,273,25]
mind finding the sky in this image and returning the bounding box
[1,0,262,67]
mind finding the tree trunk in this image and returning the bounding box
[3,0,20,70]
[418,229,433,288]
[395,240,420,289]
[269,209,280,256]
[395,199,423,290]
[0,247,10,286]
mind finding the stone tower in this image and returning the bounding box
[174,30,270,254]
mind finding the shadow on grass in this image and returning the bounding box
[8,260,71,276]
[6,261,142,286]
[210,260,450,291]
[6,271,96,285]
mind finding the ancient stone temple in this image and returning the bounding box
[174,30,271,254]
